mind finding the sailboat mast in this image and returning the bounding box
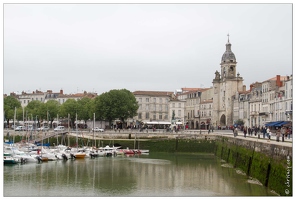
[93,113,96,148]
[68,113,70,147]
[76,113,78,150]
[13,107,16,143]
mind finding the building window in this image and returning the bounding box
[173,103,175,108]
[178,110,181,117]
[138,113,142,119]
[139,98,142,103]
[153,98,156,103]
[146,105,149,110]
[178,103,181,108]
[159,98,162,103]
[146,98,149,102]
[153,115,156,120]
[159,115,162,120]
[145,113,149,119]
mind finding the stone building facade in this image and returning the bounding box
[132,91,173,127]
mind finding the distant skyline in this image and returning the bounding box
[2,3,293,95]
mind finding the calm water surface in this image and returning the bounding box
[3,152,277,197]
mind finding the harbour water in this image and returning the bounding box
[3,152,277,197]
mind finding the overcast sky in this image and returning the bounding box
[2,2,293,95]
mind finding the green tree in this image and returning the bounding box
[59,99,78,128]
[4,96,21,127]
[26,100,44,127]
[94,89,139,127]
[234,119,245,126]
[77,97,92,125]
[43,100,60,128]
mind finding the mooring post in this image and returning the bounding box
[265,162,271,187]
[247,156,252,176]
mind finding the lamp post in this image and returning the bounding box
[184,116,186,131]
[199,115,201,134]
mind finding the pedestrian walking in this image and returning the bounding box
[243,127,247,138]
[234,127,238,137]
[262,127,266,138]
[266,127,270,139]
[287,128,291,139]
[280,126,286,142]
[276,128,280,142]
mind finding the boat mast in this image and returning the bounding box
[56,114,59,145]
[76,113,78,151]
[13,107,16,144]
[68,113,70,147]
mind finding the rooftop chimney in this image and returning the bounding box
[276,75,282,87]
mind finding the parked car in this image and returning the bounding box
[54,126,65,131]
[92,127,104,132]
[37,126,49,131]
[15,126,25,131]
[26,125,34,131]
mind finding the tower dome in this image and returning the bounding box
[221,34,236,63]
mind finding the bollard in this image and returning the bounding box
[282,134,284,142]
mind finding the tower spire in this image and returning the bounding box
[227,33,230,43]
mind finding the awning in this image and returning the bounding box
[275,121,290,126]
[265,121,289,127]
[265,122,273,126]
[265,121,279,126]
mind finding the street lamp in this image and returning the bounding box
[199,115,201,134]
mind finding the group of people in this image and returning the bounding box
[233,125,292,141]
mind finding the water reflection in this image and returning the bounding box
[3,153,277,196]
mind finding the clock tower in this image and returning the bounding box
[212,35,244,128]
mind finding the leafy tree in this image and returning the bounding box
[77,97,92,124]
[94,89,139,127]
[26,100,44,127]
[59,99,78,128]
[4,96,21,127]
[234,119,244,126]
[43,100,60,128]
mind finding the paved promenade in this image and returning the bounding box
[7,129,292,148]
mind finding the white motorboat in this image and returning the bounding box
[4,152,20,164]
